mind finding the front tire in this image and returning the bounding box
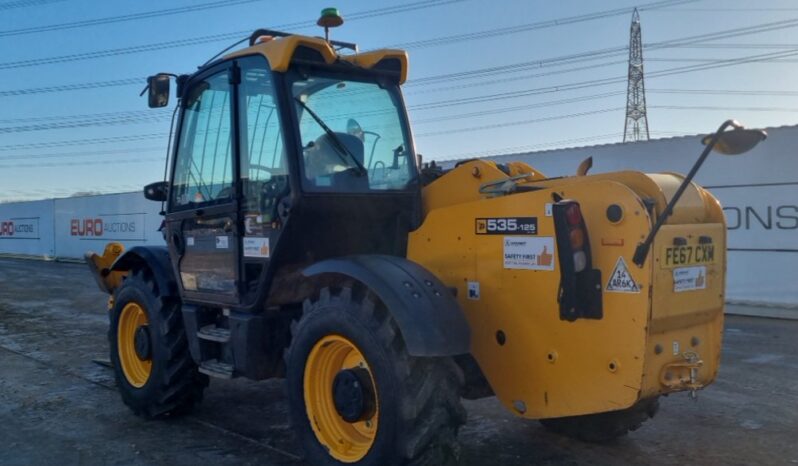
[109,269,208,418]
[285,287,466,465]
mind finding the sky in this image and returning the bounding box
[1,0,798,202]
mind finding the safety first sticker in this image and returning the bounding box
[673,266,706,292]
[606,257,640,293]
[503,237,555,271]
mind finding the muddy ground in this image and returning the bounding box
[0,258,796,465]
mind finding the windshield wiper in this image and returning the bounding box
[294,97,367,176]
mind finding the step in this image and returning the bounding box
[197,324,231,343]
[198,359,234,379]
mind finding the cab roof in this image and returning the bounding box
[224,34,408,84]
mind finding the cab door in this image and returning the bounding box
[166,64,241,305]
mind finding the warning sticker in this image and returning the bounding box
[467,281,480,300]
[606,257,640,293]
[503,237,555,271]
[673,266,706,292]
[243,237,270,258]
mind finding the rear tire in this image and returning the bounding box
[285,286,466,466]
[109,269,208,418]
[539,397,660,443]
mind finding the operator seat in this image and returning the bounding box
[313,132,369,191]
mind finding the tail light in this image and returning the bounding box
[553,200,603,321]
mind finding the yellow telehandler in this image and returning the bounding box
[87,9,765,465]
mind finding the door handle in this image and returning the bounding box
[196,217,233,230]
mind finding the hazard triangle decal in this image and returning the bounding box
[606,256,640,293]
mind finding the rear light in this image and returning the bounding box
[565,204,582,226]
[569,228,585,251]
[573,250,587,273]
[552,200,602,321]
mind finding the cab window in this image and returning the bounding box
[291,73,416,192]
[171,71,234,208]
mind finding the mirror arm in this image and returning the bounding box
[632,119,738,268]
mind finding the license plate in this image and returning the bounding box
[661,244,716,268]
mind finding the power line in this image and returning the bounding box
[415,107,624,138]
[385,0,695,50]
[0,146,162,161]
[0,0,266,38]
[2,7,795,96]
[652,104,798,112]
[0,109,161,124]
[0,90,620,140]
[0,133,167,151]
[6,31,798,149]
[412,91,625,123]
[409,17,798,87]
[657,7,798,12]
[0,0,707,72]
[0,112,169,133]
[649,88,798,97]
[0,77,145,97]
[0,156,163,169]
[407,60,628,96]
[664,43,798,50]
[648,57,798,63]
[409,46,798,112]
[0,0,464,70]
[0,0,64,11]
[3,47,797,139]
[2,45,795,140]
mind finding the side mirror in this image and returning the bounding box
[147,74,170,108]
[701,127,767,155]
[144,181,168,202]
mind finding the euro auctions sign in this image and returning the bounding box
[0,218,40,239]
[69,214,145,241]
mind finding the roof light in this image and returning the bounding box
[317,7,344,43]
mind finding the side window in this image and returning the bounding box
[238,57,288,227]
[171,71,234,208]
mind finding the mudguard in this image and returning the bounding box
[303,255,470,357]
[110,246,178,297]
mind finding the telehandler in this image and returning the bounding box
[87,8,765,465]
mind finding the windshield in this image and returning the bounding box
[291,73,417,192]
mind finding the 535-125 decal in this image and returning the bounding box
[476,217,538,235]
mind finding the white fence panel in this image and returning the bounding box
[0,199,55,258]
[53,193,165,260]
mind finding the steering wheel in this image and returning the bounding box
[251,165,289,221]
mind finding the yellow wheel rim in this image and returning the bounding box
[304,335,379,463]
[117,302,152,388]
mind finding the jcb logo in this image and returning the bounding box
[0,221,14,236]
